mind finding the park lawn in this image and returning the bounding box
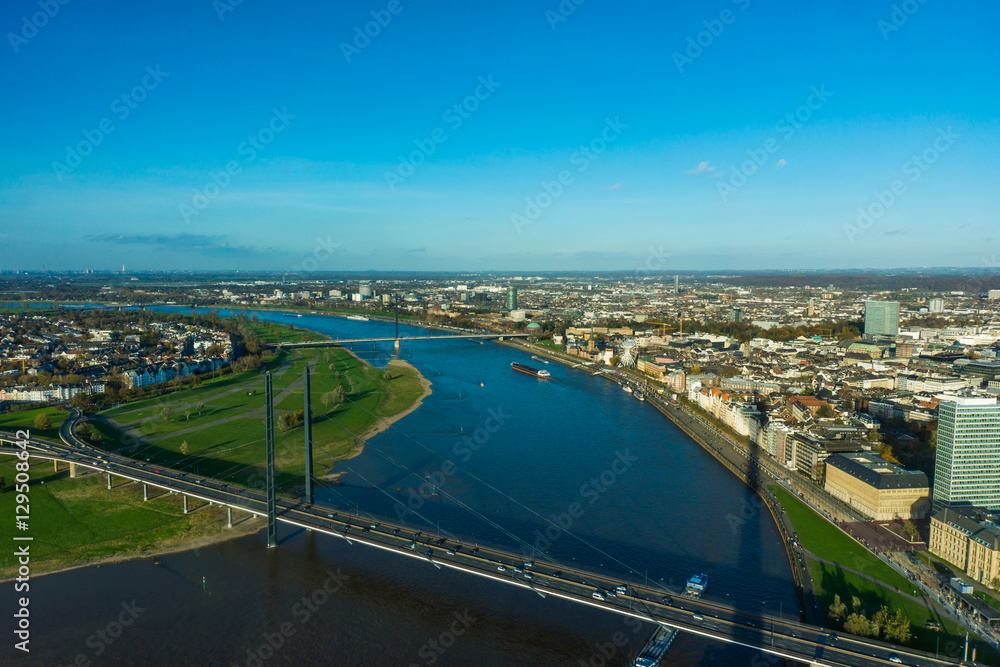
[241,319,322,344]
[102,350,291,419]
[809,562,1000,662]
[0,406,68,440]
[0,457,237,579]
[769,485,919,596]
[87,348,426,492]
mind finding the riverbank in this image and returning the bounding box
[2,330,432,581]
[0,455,263,581]
[323,357,433,474]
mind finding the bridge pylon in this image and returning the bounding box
[303,366,313,505]
[265,372,277,548]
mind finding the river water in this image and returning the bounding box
[4,309,797,666]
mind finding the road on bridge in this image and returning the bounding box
[0,431,977,667]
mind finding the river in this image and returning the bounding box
[4,308,797,666]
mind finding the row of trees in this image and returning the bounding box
[828,594,912,643]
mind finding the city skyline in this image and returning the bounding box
[2,1,998,272]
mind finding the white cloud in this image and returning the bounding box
[606,183,621,190]
[775,158,786,169]
[685,161,716,175]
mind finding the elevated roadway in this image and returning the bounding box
[0,430,975,667]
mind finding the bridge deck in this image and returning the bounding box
[0,432,969,667]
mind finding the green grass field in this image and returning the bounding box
[0,406,68,440]
[0,456,240,579]
[769,484,918,594]
[808,562,999,661]
[93,348,426,492]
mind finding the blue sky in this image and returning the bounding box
[1,0,998,272]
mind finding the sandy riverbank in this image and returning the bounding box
[320,357,433,474]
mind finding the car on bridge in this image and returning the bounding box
[592,592,605,601]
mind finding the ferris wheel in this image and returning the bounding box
[619,338,638,367]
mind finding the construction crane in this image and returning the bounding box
[647,318,683,337]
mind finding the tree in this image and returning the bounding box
[844,612,873,637]
[180,441,189,455]
[196,402,204,417]
[903,520,919,541]
[871,605,890,638]
[828,594,847,621]
[383,370,392,381]
[885,609,911,643]
[817,404,835,419]
[33,413,51,431]
[185,410,191,422]
[990,577,1000,591]
[161,407,171,423]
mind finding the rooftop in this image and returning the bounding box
[825,452,929,490]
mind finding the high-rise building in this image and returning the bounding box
[807,298,815,317]
[864,300,899,337]
[929,298,945,313]
[731,307,743,322]
[673,275,680,295]
[933,396,1000,512]
[988,290,1000,300]
[506,287,518,311]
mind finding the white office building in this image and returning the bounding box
[932,395,1000,512]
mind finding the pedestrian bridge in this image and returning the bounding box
[0,431,971,667]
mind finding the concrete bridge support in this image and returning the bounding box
[107,473,112,490]
[227,506,233,528]
[69,462,78,478]
[394,338,400,351]
[53,460,58,473]
[143,483,148,501]
[183,495,189,514]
